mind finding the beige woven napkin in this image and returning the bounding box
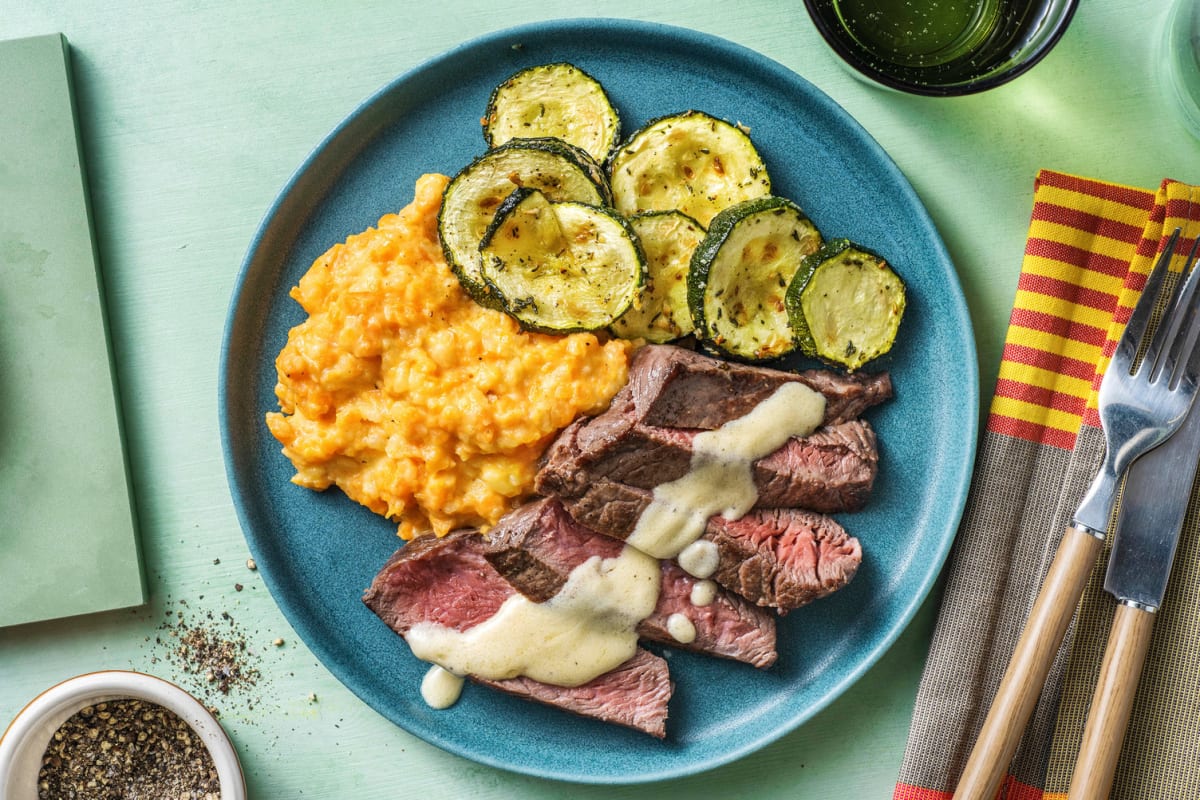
[895,171,1200,800]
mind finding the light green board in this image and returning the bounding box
[0,33,144,626]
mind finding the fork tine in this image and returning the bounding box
[1151,233,1200,385]
[1118,228,1181,374]
[1138,228,1187,376]
[1172,235,1200,390]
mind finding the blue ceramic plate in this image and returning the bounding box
[220,18,978,784]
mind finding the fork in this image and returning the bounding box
[953,228,1200,800]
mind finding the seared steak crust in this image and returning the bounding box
[360,345,885,736]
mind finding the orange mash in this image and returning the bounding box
[266,173,631,539]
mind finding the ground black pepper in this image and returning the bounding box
[37,698,220,800]
[153,603,262,711]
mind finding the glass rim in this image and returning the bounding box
[802,0,1081,97]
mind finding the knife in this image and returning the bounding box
[1066,374,1200,799]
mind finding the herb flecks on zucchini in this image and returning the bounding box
[438,138,611,305]
[611,211,705,344]
[786,239,906,371]
[608,110,771,227]
[479,188,645,334]
[688,196,821,361]
[483,62,621,164]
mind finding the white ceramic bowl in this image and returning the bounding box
[0,670,246,800]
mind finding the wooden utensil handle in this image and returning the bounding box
[1067,602,1156,800]
[953,524,1103,800]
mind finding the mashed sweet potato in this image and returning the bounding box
[266,173,631,539]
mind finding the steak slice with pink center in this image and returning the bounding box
[482,498,778,668]
[558,480,861,612]
[362,529,673,737]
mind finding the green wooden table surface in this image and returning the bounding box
[2,2,1196,797]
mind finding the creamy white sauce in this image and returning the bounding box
[420,664,464,709]
[408,544,660,694]
[666,613,697,644]
[690,579,718,607]
[677,540,719,579]
[627,381,826,567]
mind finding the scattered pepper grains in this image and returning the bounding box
[155,604,261,708]
[37,698,219,800]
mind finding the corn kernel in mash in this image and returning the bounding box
[266,173,631,539]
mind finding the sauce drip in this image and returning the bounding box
[666,613,697,644]
[421,665,464,709]
[689,579,718,607]
[627,381,826,565]
[677,540,719,579]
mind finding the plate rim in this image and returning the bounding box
[218,16,979,784]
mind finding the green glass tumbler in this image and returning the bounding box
[803,0,1079,96]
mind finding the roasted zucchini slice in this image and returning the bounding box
[611,211,705,343]
[483,62,621,164]
[479,188,645,333]
[688,196,821,361]
[786,239,906,371]
[438,137,611,305]
[608,110,771,227]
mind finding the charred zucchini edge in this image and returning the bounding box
[611,210,705,344]
[785,238,906,371]
[687,195,821,361]
[483,62,621,164]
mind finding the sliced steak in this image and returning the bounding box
[479,499,625,603]
[483,499,777,668]
[362,529,673,737]
[477,648,672,739]
[620,344,892,430]
[643,561,777,668]
[537,416,878,514]
[559,479,861,612]
[706,509,862,612]
[363,529,508,635]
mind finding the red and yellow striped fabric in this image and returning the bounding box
[988,171,1165,451]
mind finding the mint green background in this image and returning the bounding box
[1,2,1197,797]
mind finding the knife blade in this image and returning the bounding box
[1103,394,1200,610]
[1067,374,1200,799]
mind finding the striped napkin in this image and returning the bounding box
[895,171,1200,800]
